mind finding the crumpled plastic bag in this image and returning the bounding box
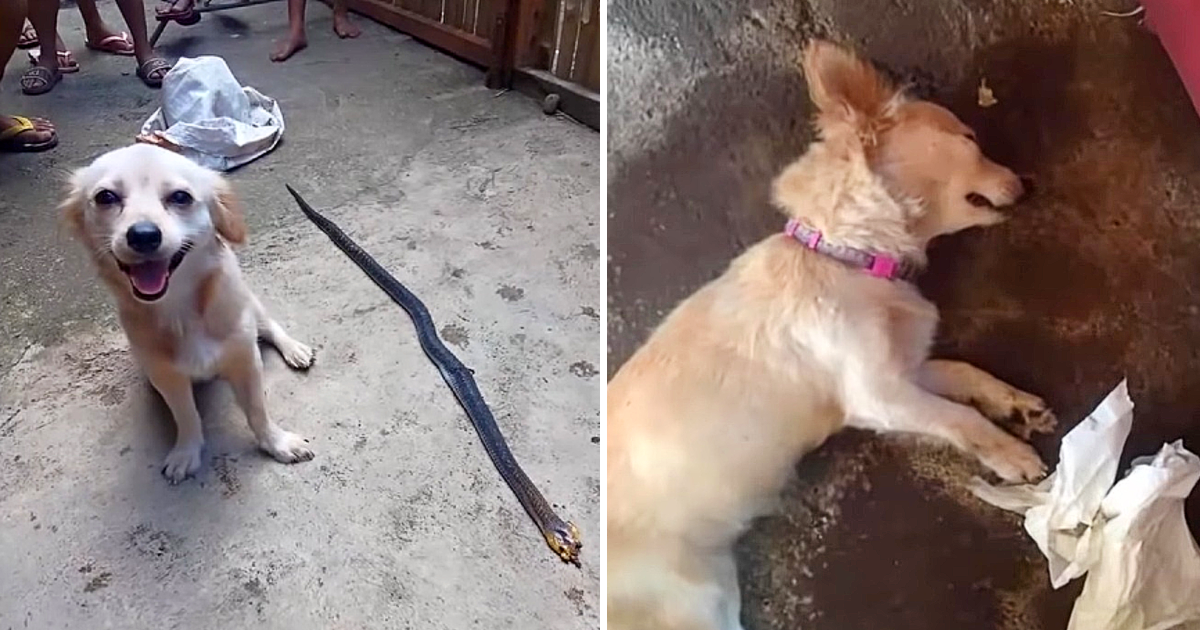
[971,380,1200,630]
[140,55,284,171]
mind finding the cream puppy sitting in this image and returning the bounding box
[62,144,315,483]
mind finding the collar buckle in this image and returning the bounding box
[867,255,899,279]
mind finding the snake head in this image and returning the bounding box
[544,521,583,565]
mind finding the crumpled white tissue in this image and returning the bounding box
[140,56,284,171]
[971,380,1200,630]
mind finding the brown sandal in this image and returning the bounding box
[155,0,196,20]
[136,57,173,88]
[85,33,136,56]
[27,49,80,74]
[20,66,62,95]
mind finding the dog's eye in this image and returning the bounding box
[93,189,120,206]
[963,132,978,142]
[966,192,995,208]
[167,190,194,206]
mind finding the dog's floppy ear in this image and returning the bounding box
[58,171,88,240]
[801,39,902,142]
[211,176,247,245]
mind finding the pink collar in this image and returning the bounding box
[783,219,919,281]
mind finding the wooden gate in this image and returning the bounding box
[505,0,599,128]
[512,0,598,92]
[343,0,505,74]
[343,0,600,129]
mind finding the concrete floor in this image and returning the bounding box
[0,4,600,629]
[610,0,1200,629]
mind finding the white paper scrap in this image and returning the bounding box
[970,380,1200,630]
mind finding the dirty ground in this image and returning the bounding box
[609,0,1200,628]
[0,3,600,628]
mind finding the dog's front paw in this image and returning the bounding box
[976,388,1058,439]
[1009,393,1057,439]
[260,430,315,464]
[979,437,1046,484]
[162,442,204,484]
[280,340,315,371]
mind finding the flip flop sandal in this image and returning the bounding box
[85,32,136,56]
[176,11,202,25]
[0,116,58,153]
[17,22,38,49]
[27,49,80,73]
[20,66,62,95]
[155,0,196,20]
[136,57,173,88]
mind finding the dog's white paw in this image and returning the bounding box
[1006,391,1058,439]
[979,436,1046,484]
[976,388,1058,440]
[279,339,315,371]
[260,430,315,464]
[162,442,204,484]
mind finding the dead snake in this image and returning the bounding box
[286,185,582,565]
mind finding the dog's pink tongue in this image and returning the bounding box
[128,260,169,295]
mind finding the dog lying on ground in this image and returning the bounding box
[606,39,1057,630]
[62,144,315,483]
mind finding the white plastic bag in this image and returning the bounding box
[971,380,1200,630]
[140,55,284,171]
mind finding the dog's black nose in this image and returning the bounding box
[1018,175,1036,198]
[126,221,162,254]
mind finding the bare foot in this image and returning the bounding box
[84,26,136,56]
[332,12,361,38]
[155,0,195,19]
[270,33,307,62]
[0,115,57,152]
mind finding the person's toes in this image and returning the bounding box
[2,118,55,144]
[155,0,193,16]
[333,17,361,38]
[31,120,55,141]
[269,37,306,62]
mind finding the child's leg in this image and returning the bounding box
[269,0,307,62]
[331,0,359,38]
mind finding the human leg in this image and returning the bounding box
[111,0,171,86]
[20,0,61,94]
[0,0,58,151]
[77,0,135,54]
[269,0,307,62]
[331,0,359,38]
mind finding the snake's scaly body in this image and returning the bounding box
[286,185,582,565]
